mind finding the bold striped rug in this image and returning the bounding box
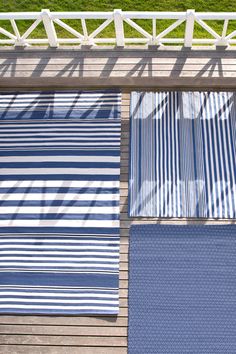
[129,91,236,218]
[128,224,236,354]
[0,90,121,315]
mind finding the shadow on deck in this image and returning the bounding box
[0,47,236,89]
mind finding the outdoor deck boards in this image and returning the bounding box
[0,47,236,89]
[0,48,236,354]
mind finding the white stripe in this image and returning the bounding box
[0,143,119,147]
[1,168,119,175]
[0,255,118,260]
[0,298,118,304]
[0,291,118,298]
[0,206,119,214]
[0,256,119,264]
[0,102,118,108]
[0,180,119,188]
[0,92,121,99]
[0,270,118,274]
[0,220,119,227]
[0,156,120,163]
[0,262,119,268]
[0,133,120,138]
[0,285,118,289]
[0,128,120,133]
[0,193,119,201]
[0,97,120,103]
[0,245,119,256]
[0,123,120,129]
[0,137,120,142]
[0,305,118,310]
[0,245,119,251]
[0,240,119,245]
[0,132,120,142]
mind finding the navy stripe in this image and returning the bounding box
[0,200,119,207]
[0,109,120,120]
[0,175,120,181]
[0,150,120,156]
[0,227,119,234]
[0,272,119,288]
[0,214,119,220]
[0,90,121,315]
[0,162,120,169]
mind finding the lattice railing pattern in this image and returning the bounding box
[0,9,236,48]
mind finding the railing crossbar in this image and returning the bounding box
[21,18,42,41]
[0,9,235,48]
[156,18,185,42]
[53,19,84,40]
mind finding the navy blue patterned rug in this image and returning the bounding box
[0,90,121,315]
[128,224,236,353]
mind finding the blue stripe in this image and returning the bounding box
[0,89,121,315]
[0,187,119,194]
[0,150,120,156]
[0,272,119,288]
[0,121,121,127]
[0,109,121,120]
[0,139,120,144]
[0,214,119,220]
[0,227,119,234]
[0,236,119,242]
[0,200,119,207]
[0,162,120,169]
[0,308,119,315]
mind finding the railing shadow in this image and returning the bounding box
[0,47,235,86]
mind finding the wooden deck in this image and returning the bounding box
[0,47,236,354]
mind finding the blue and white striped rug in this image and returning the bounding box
[129,91,236,218]
[0,90,121,315]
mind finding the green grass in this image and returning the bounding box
[0,0,235,42]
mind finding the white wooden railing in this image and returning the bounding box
[0,9,236,48]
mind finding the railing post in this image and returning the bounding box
[114,9,125,47]
[41,9,58,47]
[184,9,195,47]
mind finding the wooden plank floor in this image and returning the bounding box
[0,47,236,353]
[0,47,236,89]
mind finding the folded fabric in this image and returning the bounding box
[0,90,121,315]
[129,91,236,218]
[128,224,236,354]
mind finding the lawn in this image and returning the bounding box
[0,0,235,42]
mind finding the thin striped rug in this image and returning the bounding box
[0,90,121,315]
[128,224,236,353]
[129,91,236,218]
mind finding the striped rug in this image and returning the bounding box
[0,90,121,315]
[129,91,236,218]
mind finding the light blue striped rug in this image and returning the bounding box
[129,91,236,218]
[0,90,121,315]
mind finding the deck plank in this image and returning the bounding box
[0,346,127,354]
